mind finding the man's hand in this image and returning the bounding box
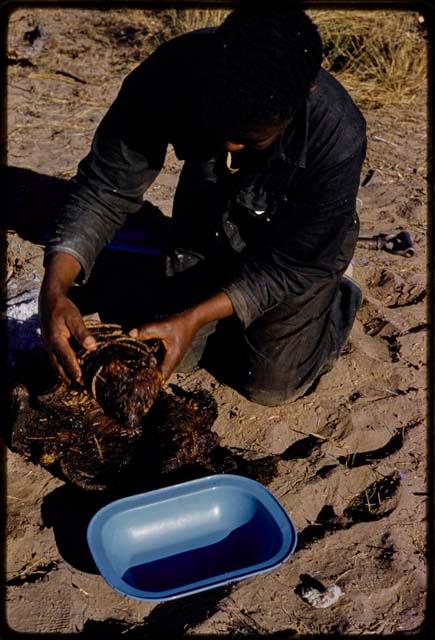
[39,252,96,384]
[129,311,200,382]
[129,291,234,383]
[39,292,96,384]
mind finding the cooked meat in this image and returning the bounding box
[9,322,281,492]
[9,323,222,490]
[143,385,220,474]
[78,322,163,428]
[10,381,142,491]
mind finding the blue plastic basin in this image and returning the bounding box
[87,474,297,601]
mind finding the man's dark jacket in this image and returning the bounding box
[46,28,367,328]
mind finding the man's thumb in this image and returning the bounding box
[129,325,159,340]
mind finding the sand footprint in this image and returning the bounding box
[297,471,401,550]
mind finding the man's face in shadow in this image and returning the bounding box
[223,117,291,154]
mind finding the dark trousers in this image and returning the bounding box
[70,210,362,407]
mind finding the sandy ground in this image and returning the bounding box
[4,8,429,636]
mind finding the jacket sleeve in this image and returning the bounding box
[221,141,366,328]
[44,62,168,282]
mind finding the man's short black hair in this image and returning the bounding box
[209,6,323,137]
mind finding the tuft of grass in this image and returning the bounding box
[309,9,427,108]
[163,7,230,35]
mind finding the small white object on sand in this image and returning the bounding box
[301,584,344,608]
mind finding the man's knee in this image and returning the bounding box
[234,365,305,407]
[244,386,301,407]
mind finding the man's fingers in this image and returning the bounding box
[129,326,174,381]
[160,350,181,384]
[48,352,73,385]
[39,291,95,384]
[68,314,97,350]
[160,356,172,384]
[129,325,161,341]
[129,325,171,356]
[50,333,83,384]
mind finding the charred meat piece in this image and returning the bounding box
[77,322,164,429]
[10,377,282,492]
[9,322,165,491]
[10,382,143,491]
[9,382,220,491]
[9,322,283,492]
[9,324,220,491]
[142,385,220,474]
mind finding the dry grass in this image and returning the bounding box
[163,7,230,35]
[163,8,427,110]
[310,9,426,108]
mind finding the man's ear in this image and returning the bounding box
[310,82,318,93]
